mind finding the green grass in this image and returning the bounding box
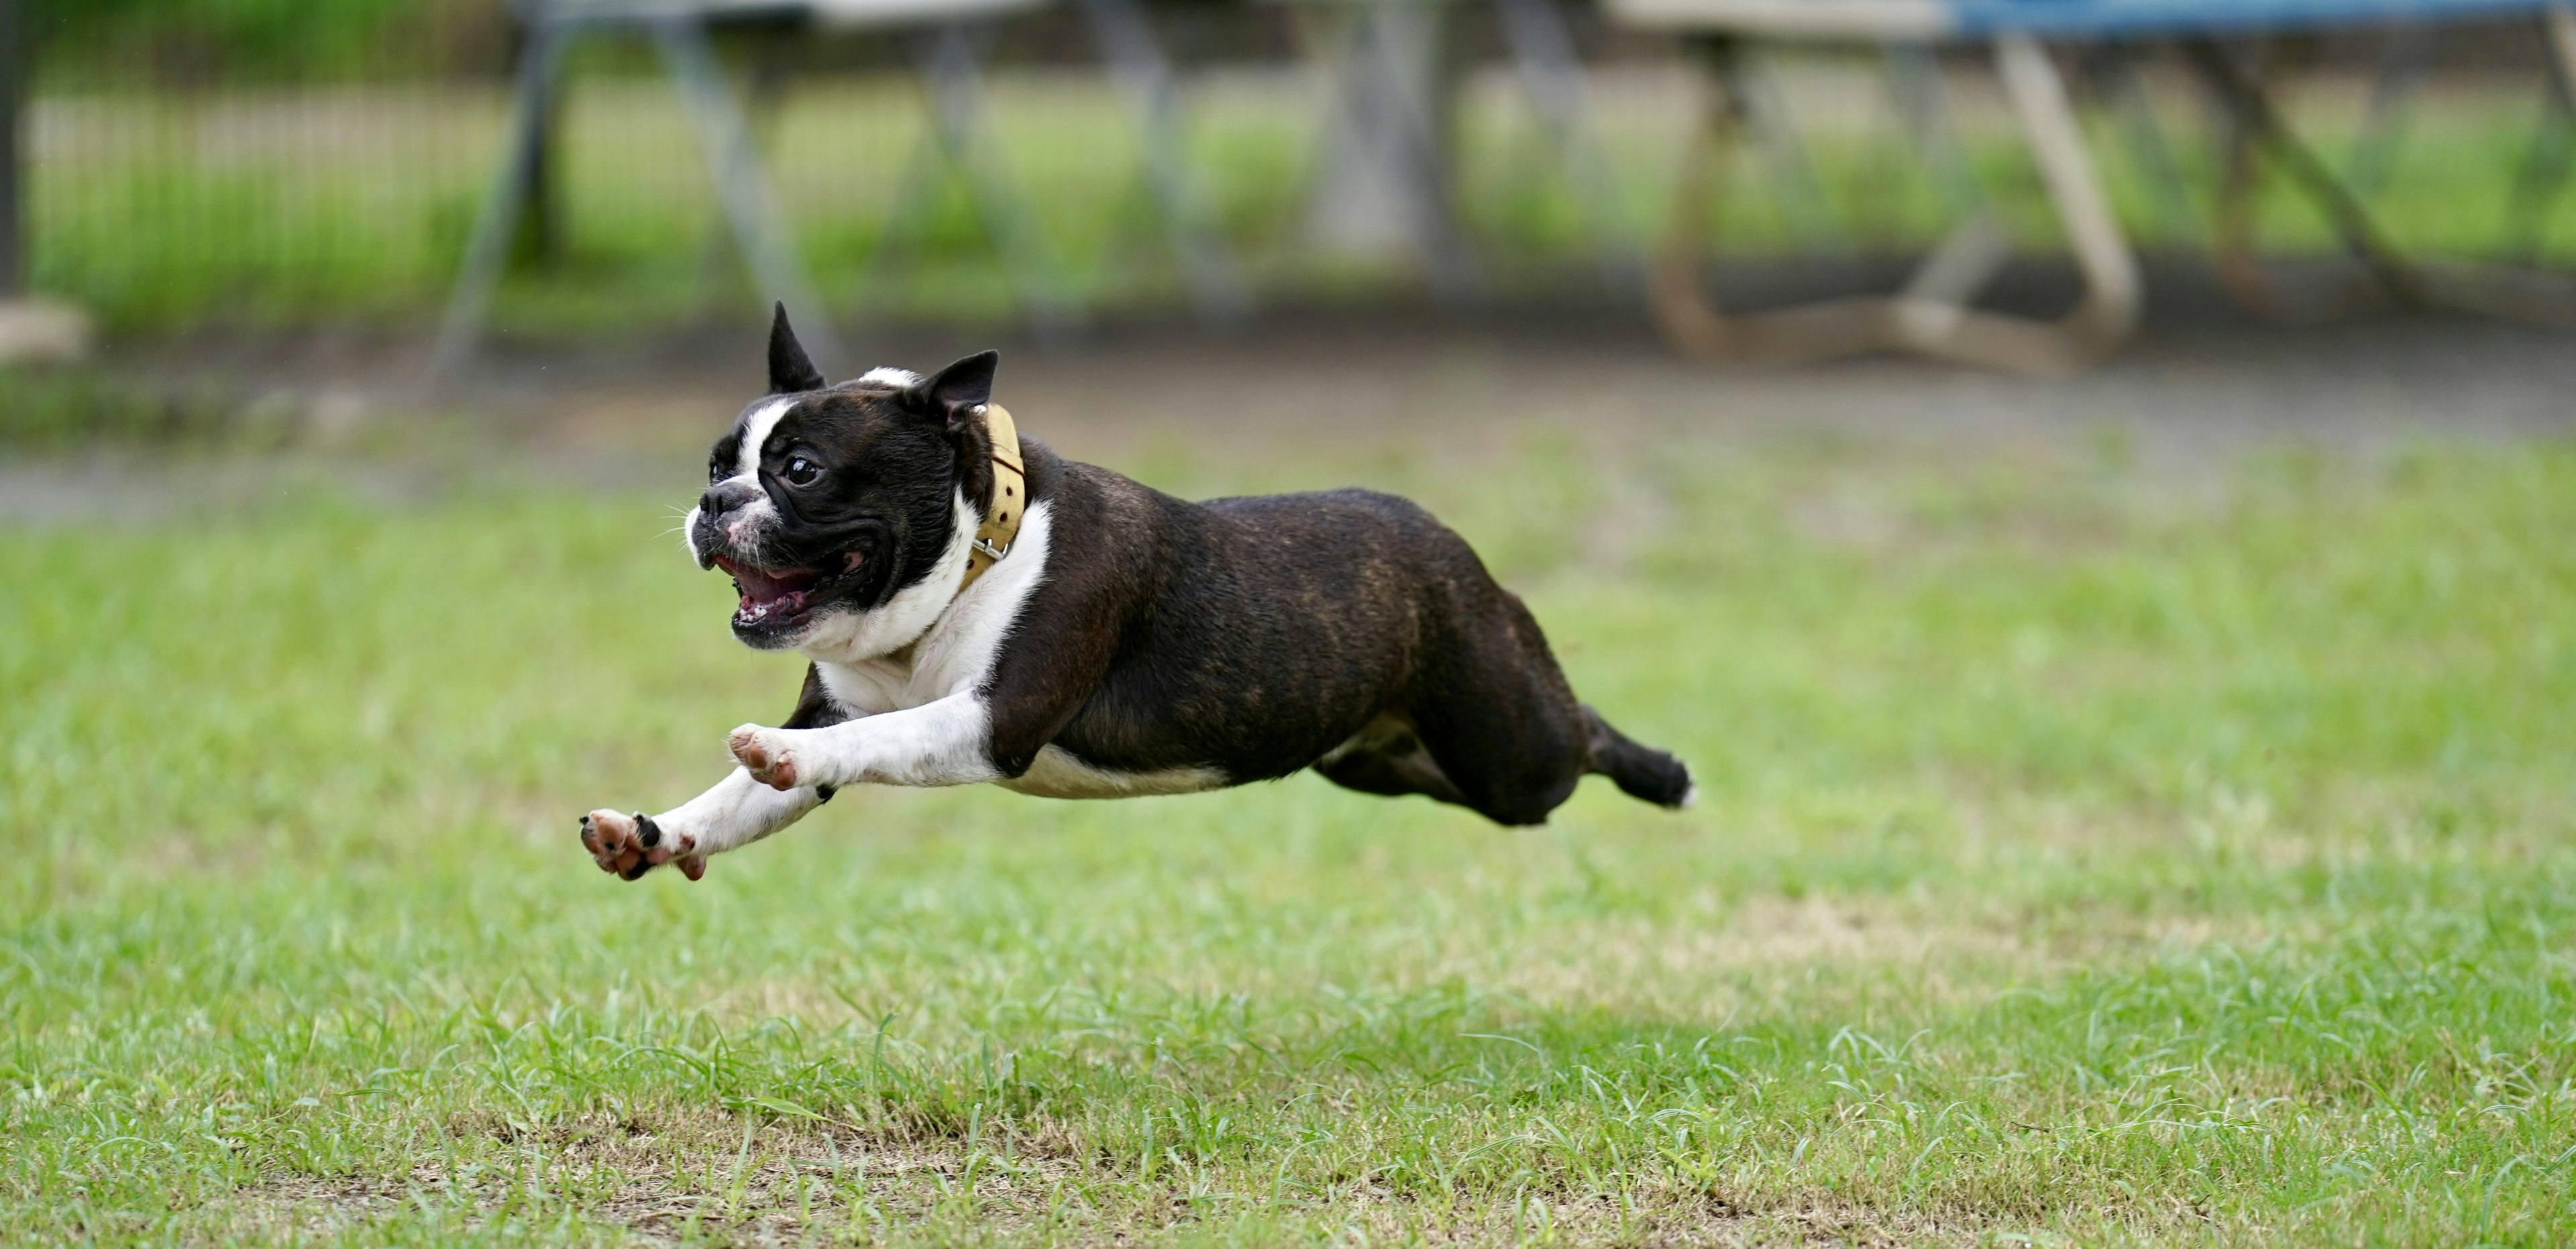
[0,366,294,450]
[5,427,2576,1244]
[28,67,2576,333]
[32,0,507,87]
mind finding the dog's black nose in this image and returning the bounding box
[700,478,763,517]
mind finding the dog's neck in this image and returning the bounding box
[957,402,1025,594]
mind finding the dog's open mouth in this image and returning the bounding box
[716,552,862,630]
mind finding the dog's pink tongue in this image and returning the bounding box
[728,561,823,618]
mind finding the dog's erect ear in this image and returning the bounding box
[766,303,826,394]
[907,350,1003,510]
[912,350,1000,431]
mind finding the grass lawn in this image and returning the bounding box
[3,424,2574,1244]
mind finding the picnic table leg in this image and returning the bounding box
[1493,0,1638,288]
[2086,42,2200,248]
[1648,38,1891,363]
[2505,6,2576,262]
[1882,44,1986,223]
[2348,23,2439,196]
[1912,30,2139,372]
[2202,40,2284,314]
[2182,28,2576,331]
[1647,33,2137,375]
[2401,3,2576,328]
[655,17,848,370]
[2182,38,2430,313]
[1881,44,2010,316]
[1077,0,1251,326]
[2427,5,2576,327]
[429,18,572,382]
[912,23,1086,342]
[1731,46,1847,256]
[1295,0,1482,301]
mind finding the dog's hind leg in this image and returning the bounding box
[1314,712,1474,808]
[1404,587,1687,826]
[1409,694,1590,826]
[1403,606,1594,827]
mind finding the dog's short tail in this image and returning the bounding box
[1582,706,1695,809]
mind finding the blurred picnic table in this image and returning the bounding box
[1607,0,2576,372]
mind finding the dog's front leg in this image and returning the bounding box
[580,662,856,881]
[580,769,829,881]
[727,693,1002,792]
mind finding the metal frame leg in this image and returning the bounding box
[2184,37,2429,312]
[2347,23,2438,195]
[911,22,1084,341]
[1727,46,1847,255]
[1882,44,1984,221]
[692,46,792,307]
[1077,0,1250,325]
[1648,33,2139,376]
[2174,11,2576,331]
[1881,43,2011,313]
[1296,0,1482,301]
[2086,41,2200,247]
[654,17,845,370]
[2432,3,2576,326]
[431,15,845,382]
[0,0,23,298]
[1493,0,1638,287]
[2200,38,2284,314]
[1986,32,2142,362]
[2504,7,2576,261]
[429,20,570,380]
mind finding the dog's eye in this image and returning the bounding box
[784,456,820,486]
[708,460,724,484]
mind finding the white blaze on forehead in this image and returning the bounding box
[857,366,920,388]
[734,398,794,479]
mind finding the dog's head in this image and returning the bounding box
[686,307,1005,651]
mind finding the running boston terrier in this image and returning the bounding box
[578,308,1693,881]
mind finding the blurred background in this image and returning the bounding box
[11,5,2576,1241]
[3,0,2576,430]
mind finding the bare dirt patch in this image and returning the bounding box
[230,1109,1093,1244]
[227,1110,2035,1247]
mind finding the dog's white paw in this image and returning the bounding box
[729,725,802,791]
[579,809,706,881]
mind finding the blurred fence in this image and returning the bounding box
[12,0,2576,336]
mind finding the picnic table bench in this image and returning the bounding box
[1607,0,2576,372]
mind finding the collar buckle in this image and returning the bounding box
[971,535,1010,561]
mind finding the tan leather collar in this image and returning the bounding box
[957,402,1024,593]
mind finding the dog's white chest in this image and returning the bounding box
[807,501,1052,714]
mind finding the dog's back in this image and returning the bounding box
[1032,445,1690,821]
